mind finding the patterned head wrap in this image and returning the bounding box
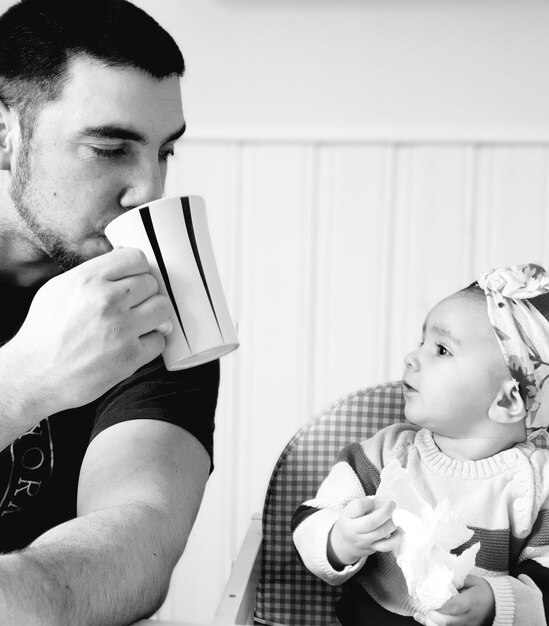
[477,263,549,430]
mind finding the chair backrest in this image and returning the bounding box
[255,380,405,626]
[255,380,549,626]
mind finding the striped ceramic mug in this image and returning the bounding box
[105,195,239,370]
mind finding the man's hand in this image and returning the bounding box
[5,247,172,418]
[327,496,399,569]
[413,575,495,626]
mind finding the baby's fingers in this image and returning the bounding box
[414,593,477,626]
[435,576,494,625]
[354,501,396,533]
[414,610,465,626]
[436,594,471,616]
[371,527,402,553]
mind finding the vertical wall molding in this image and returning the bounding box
[377,145,396,383]
[462,145,477,283]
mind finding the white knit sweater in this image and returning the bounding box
[292,423,549,626]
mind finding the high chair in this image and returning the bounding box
[214,381,406,626]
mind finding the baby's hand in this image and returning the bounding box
[327,496,399,569]
[413,575,495,626]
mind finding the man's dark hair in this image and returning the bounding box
[0,0,185,137]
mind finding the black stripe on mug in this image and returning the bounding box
[140,207,191,350]
[180,197,224,341]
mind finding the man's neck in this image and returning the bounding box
[0,241,59,287]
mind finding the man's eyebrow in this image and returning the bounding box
[80,125,145,143]
[79,122,186,144]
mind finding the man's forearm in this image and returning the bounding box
[0,340,55,451]
[0,502,179,626]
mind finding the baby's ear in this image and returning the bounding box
[488,379,526,424]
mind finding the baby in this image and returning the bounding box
[292,263,549,626]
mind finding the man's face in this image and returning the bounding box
[401,293,511,437]
[9,55,185,269]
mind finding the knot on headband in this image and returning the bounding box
[477,264,549,430]
[479,264,549,300]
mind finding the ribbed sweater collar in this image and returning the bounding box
[415,428,534,479]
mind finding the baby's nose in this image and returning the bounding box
[404,351,420,371]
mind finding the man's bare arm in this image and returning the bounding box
[0,419,209,625]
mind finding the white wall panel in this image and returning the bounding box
[236,144,316,506]
[473,146,549,272]
[312,145,394,415]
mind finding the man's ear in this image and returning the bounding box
[488,379,526,424]
[0,100,15,171]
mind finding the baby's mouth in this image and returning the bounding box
[402,380,417,393]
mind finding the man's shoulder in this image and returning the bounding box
[91,357,221,467]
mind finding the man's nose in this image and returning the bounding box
[120,158,164,209]
[404,349,420,372]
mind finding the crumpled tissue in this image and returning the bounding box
[375,460,480,610]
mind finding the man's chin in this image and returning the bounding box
[75,237,114,263]
[53,251,84,271]
[52,237,111,270]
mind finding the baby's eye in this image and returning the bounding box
[436,344,450,356]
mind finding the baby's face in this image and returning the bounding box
[402,292,511,436]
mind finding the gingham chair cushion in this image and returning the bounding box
[254,380,549,626]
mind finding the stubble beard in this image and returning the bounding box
[9,135,83,271]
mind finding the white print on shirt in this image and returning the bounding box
[0,419,54,516]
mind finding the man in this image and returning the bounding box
[0,0,220,624]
